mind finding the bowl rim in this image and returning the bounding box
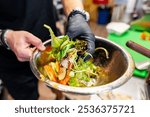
[30,36,135,95]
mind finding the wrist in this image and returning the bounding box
[0,29,12,50]
[68,8,90,22]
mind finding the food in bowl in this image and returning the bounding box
[30,25,135,94]
[36,25,109,87]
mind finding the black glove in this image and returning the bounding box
[66,11,95,55]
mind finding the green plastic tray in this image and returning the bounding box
[108,30,150,63]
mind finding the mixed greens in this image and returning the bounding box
[37,24,109,87]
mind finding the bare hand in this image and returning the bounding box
[6,30,45,62]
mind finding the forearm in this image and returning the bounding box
[62,0,83,16]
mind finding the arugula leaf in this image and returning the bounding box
[59,44,72,60]
[44,24,64,48]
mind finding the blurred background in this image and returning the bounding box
[54,0,150,37]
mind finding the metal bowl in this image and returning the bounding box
[30,36,135,95]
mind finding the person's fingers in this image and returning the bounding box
[15,47,34,62]
[24,32,45,51]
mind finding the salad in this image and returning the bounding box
[36,24,109,87]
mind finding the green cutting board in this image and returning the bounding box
[108,30,150,63]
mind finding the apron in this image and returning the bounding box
[0,0,57,71]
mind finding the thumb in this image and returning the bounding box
[25,32,46,51]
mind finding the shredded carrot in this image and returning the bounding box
[56,61,60,73]
[59,72,70,85]
[44,65,57,82]
[59,62,73,85]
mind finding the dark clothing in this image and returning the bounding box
[0,68,38,100]
[0,0,57,99]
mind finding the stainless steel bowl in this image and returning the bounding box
[30,36,135,95]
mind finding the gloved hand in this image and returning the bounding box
[66,12,95,55]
